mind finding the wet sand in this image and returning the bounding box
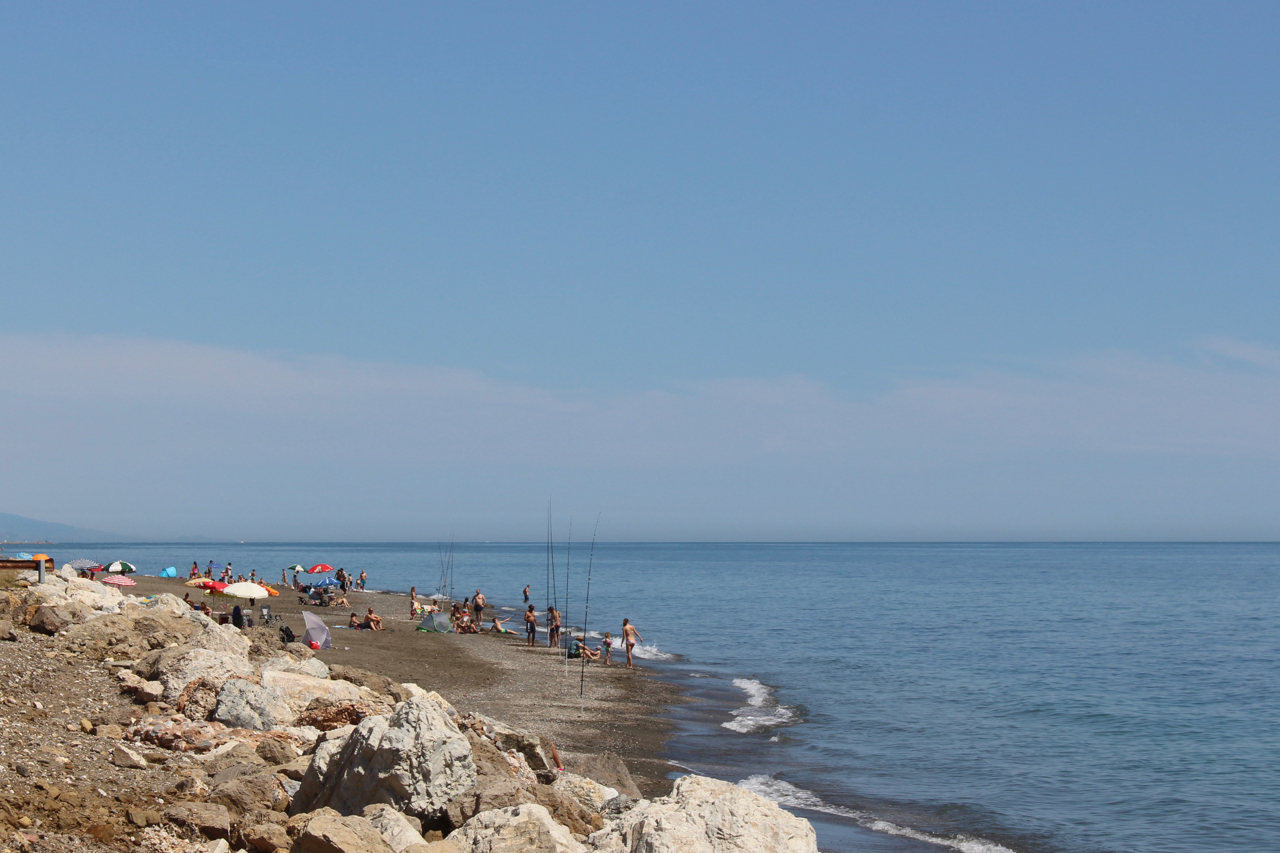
[132,575,682,796]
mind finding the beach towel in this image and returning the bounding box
[301,610,333,650]
[417,611,453,633]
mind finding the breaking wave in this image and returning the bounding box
[721,678,800,733]
[630,642,677,661]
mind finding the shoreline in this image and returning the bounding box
[131,575,684,798]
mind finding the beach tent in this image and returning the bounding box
[301,611,333,650]
[106,561,136,574]
[160,566,177,578]
[417,611,453,633]
[16,553,32,560]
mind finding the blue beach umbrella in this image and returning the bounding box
[315,577,341,588]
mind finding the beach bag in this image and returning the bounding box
[279,625,295,644]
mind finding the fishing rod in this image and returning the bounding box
[580,514,600,715]
[564,517,572,675]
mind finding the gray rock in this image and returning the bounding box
[256,737,298,767]
[28,604,72,635]
[294,696,476,819]
[562,752,641,800]
[0,619,16,641]
[164,801,231,839]
[111,743,149,770]
[261,654,330,680]
[135,646,256,704]
[214,679,296,730]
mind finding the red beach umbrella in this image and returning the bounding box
[101,575,136,587]
[307,564,335,574]
[199,581,228,592]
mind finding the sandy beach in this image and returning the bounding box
[131,575,682,798]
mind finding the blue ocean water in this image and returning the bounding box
[32,542,1279,853]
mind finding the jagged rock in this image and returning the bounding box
[563,752,642,800]
[214,679,296,730]
[208,768,291,815]
[164,801,231,839]
[203,742,267,774]
[285,642,315,659]
[448,803,585,853]
[587,775,817,853]
[28,604,72,635]
[182,613,254,658]
[112,743,149,769]
[135,647,256,704]
[136,680,165,703]
[261,654,330,680]
[276,756,313,781]
[363,804,428,852]
[293,811,396,853]
[261,670,360,714]
[176,675,226,720]
[243,823,291,852]
[552,773,617,814]
[463,713,556,776]
[0,619,16,641]
[294,696,476,818]
[295,699,389,731]
[0,591,24,622]
[256,738,298,766]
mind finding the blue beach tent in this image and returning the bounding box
[160,566,177,578]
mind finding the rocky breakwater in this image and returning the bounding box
[0,569,817,853]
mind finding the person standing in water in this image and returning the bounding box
[524,605,538,646]
[622,618,643,668]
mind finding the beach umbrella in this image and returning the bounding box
[301,611,332,650]
[285,564,304,573]
[106,561,136,574]
[66,559,102,572]
[200,581,228,593]
[222,582,270,601]
[314,577,341,588]
[184,578,210,587]
[101,575,136,587]
[307,564,334,574]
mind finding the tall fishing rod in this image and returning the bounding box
[563,518,572,675]
[545,499,552,614]
[579,514,600,714]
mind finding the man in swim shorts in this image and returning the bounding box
[622,618,642,668]
[524,605,538,646]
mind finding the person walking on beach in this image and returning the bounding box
[622,618,642,668]
[358,570,367,591]
[523,585,530,603]
[524,604,538,646]
[409,586,418,618]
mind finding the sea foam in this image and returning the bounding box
[721,677,800,733]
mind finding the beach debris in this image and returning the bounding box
[448,803,586,853]
[294,696,477,818]
[588,775,818,853]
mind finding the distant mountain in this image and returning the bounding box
[0,513,124,543]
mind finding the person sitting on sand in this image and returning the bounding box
[183,592,197,610]
[334,594,350,608]
[362,607,384,631]
[524,605,538,646]
[568,635,600,661]
[348,612,361,629]
[200,601,212,616]
[491,616,514,634]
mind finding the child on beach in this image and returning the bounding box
[602,632,613,666]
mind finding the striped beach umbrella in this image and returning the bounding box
[101,575,136,587]
[106,561,136,574]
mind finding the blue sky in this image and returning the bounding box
[3,3,1279,540]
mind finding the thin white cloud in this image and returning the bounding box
[3,334,1280,539]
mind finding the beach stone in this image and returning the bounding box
[261,654,330,680]
[563,752,641,800]
[293,696,476,819]
[363,803,428,852]
[294,811,396,853]
[136,680,165,703]
[165,801,231,839]
[28,604,72,635]
[204,742,267,774]
[0,619,16,641]
[328,664,394,696]
[208,768,291,815]
[214,679,296,730]
[552,773,617,814]
[261,670,360,714]
[183,613,254,658]
[296,698,389,731]
[135,647,256,704]
[588,775,817,853]
[448,803,585,853]
[464,713,556,776]
[256,737,298,766]
[243,822,291,852]
[285,642,315,659]
[111,743,150,769]
[276,756,313,781]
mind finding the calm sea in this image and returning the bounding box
[31,542,1279,853]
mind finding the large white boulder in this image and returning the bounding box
[261,654,331,679]
[362,803,427,853]
[214,679,296,730]
[261,670,360,714]
[449,803,585,853]
[588,775,817,853]
[152,648,257,703]
[293,696,476,818]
